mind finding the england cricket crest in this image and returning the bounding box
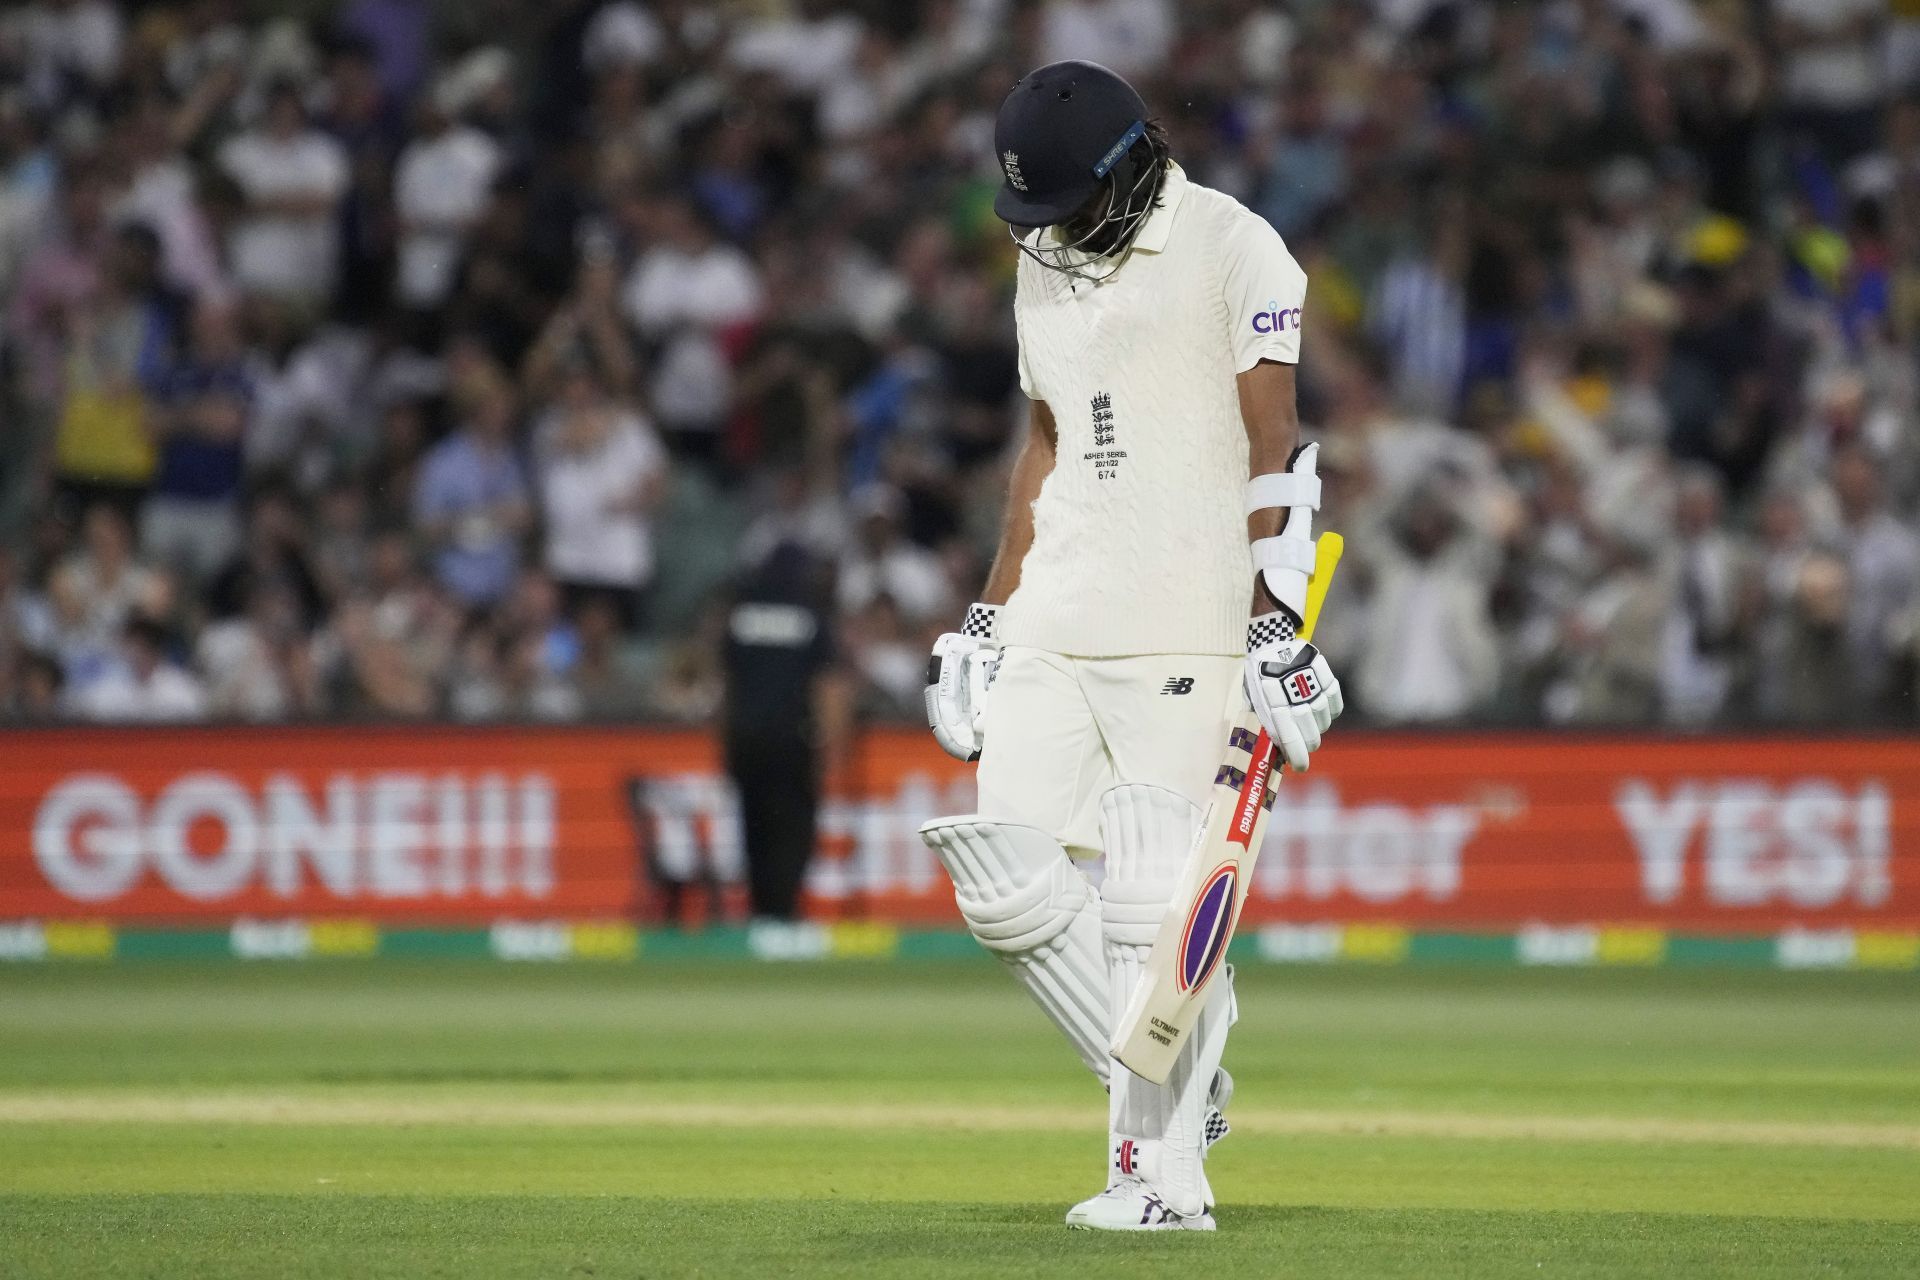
[1175,862,1238,993]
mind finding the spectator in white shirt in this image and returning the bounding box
[1660,467,1754,725]
[622,192,763,337]
[1832,446,1920,709]
[1773,0,1885,158]
[836,484,950,626]
[392,91,501,309]
[1354,490,1500,724]
[1039,0,1175,79]
[70,616,206,721]
[48,504,158,663]
[533,365,668,630]
[217,80,349,306]
[728,0,864,93]
[624,192,761,455]
[14,0,123,102]
[196,578,311,721]
[114,94,223,296]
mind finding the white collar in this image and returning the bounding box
[1129,162,1188,254]
[1026,162,1190,256]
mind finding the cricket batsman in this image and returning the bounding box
[919,61,1343,1231]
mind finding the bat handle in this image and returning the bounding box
[1269,532,1342,771]
[1297,532,1343,644]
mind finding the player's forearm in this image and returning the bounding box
[980,400,1057,606]
[1237,361,1301,613]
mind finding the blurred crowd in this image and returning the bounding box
[2,0,1918,728]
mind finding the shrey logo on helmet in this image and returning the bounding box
[1002,150,1028,192]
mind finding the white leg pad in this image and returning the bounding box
[1099,784,1231,1219]
[920,816,1110,1085]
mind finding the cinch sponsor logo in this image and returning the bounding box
[32,771,557,904]
[1251,299,1303,334]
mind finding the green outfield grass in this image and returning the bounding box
[2,960,1917,1277]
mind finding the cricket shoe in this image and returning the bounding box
[1068,1069,1235,1235]
[1065,1178,1216,1232]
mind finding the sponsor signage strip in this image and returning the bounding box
[0,726,1915,931]
[1,921,1915,970]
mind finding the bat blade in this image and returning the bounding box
[1110,533,1342,1084]
[1110,710,1273,1083]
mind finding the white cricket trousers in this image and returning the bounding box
[975,646,1243,859]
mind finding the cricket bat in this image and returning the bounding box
[1110,531,1343,1085]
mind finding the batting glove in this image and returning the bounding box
[1244,609,1343,772]
[925,603,1002,762]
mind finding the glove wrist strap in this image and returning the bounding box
[962,601,1001,642]
[1247,610,1297,653]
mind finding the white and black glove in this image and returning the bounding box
[925,602,1002,762]
[1243,440,1343,771]
[1245,609,1343,772]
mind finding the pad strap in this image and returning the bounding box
[1245,472,1322,517]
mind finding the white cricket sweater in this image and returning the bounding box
[1002,164,1309,658]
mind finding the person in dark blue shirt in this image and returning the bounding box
[140,295,254,583]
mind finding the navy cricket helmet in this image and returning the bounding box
[993,60,1151,229]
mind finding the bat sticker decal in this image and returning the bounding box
[1176,862,1238,993]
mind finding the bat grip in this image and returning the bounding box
[1296,532,1343,644]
